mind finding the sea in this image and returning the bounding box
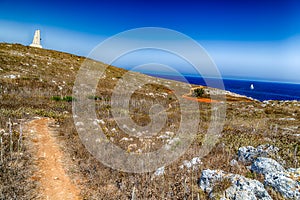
[144,73,300,102]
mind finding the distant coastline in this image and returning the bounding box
[141,72,300,101]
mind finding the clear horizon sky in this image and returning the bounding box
[1,0,300,83]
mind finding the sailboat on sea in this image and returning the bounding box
[250,84,254,90]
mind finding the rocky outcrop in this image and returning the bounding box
[199,169,272,200]
[199,144,300,199]
[251,157,285,175]
[251,157,300,200]
[265,171,300,200]
[237,144,282,164]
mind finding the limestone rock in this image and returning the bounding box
[287,168,300,178]
[238,144,280,164]
[251,157,285,175]
[153,166,165,177]
[199,169,226,193]
[230,159,238,167]
[265,171,300,199]
[199,169,272,200]
[179,157,202,170]
[251,157,300,199]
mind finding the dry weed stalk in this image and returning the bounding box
[8,118,13,159]
[18,122,23,153]
[0,135,3,163]
[131,185,136,200]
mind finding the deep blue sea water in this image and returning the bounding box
[144,73,300,101]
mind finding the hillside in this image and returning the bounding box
[0,43,299,199]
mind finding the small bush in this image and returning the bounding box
[192,88,205,97]
[62,96,74,102]
[51,96,61,101]
[51,96,75,102]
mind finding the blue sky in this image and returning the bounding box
[1,0,300,83]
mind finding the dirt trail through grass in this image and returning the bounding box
[27,118,81,200]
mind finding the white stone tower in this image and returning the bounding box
[30,29,42,48]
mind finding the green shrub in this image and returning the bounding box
[192,88,205,97]
[62,96,74,102]
[51,96,61,101]
[51,96,76,102]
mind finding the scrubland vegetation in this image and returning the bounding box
[0,43,299,199]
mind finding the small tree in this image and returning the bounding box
[192,88,205,97]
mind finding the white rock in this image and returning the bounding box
[191,157,202,165]
[180,157,202,170]
[4,74,17,79]
[165,131,174,136]
[238,146,257,163]
[96,119,105,124]
[251,157,285,175]
[199,169,225,193]
[199,169,272,200]
[181,160,192,169]
[120,137,133,142]
[166,137,180,145]
[230,159,238,166]
[251,157,300,199]
[238,144,280,163]
[287,168,300,178]
[111,128,116,132]
[154,166,165,176]
[265,171,300,199]
[157,134,170,139]
[279,117,296,121]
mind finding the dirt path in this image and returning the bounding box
[26,117,81,200]
[182,94,219,103]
